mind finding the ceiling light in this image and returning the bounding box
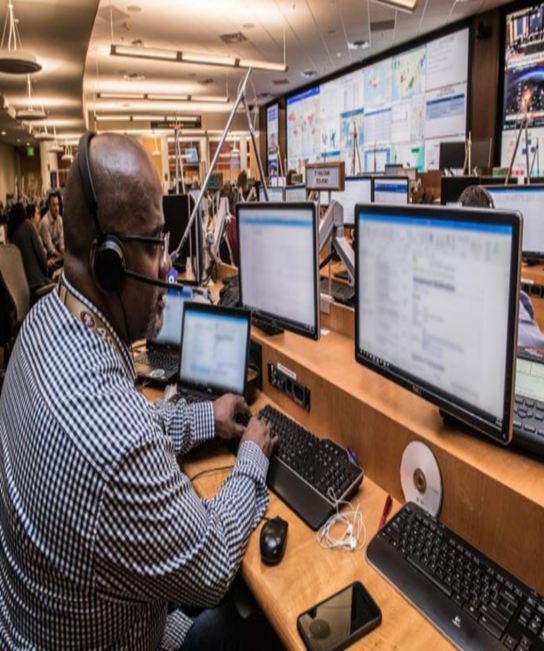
[301,69,317,78]
[49,126,64,153]
[152,136,160,157]
[98,92,146,100]
[127,5,142,11]
[371,0,419,13]
[1,131,6,136]
[111,43,286,72]
[146,94,190,102]
[182,52,237,67]
[97,91,228,104]
[111,44,178,61]
[16,76,46,121]
[34,125,54,141]
[62,144,74,162]
[349,40,370,51]
[0,1,41,74]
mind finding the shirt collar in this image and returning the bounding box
[59,275,136,381]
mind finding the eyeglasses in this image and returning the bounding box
[115,232,170,266]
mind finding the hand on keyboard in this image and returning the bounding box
[214,395,252,440]
[240,416,278,458]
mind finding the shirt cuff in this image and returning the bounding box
[188,401,216,445]
[235,440,269,484]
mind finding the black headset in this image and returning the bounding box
[78,131,172,292]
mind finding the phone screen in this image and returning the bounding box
[298,582,381,651]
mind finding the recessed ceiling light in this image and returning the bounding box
[301,69,317,78]
[337,52,342,57]
[26,142,29,146]
[127,5,142,12]
[242,23,254,29]
[1,131,6,136]
[371,0,419,13]
[16,138,20,142]
[348,40,370,51]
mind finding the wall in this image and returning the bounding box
[0,141,16,206]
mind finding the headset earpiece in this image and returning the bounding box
[93,234,127,293]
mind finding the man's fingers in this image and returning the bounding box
[234,396,252,418]
[233,423,245,438]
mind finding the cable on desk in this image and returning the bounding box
[189,465,234,482]
[317,488,367,552]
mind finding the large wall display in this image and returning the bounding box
[267,104,279,176]
[286,27,469,175]
[501,3,544,177]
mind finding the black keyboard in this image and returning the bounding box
[252,316,284,336]
[135,350,178,372]
[320,278,355,306]
[368,502,544,651]
[513,394,544,458]
[258,405,364,530]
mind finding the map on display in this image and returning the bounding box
[500,3,544,177]
[286,28,469,175]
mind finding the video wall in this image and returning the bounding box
[500,3,544,177]
[267,104,279,176]
[286,27,469,175]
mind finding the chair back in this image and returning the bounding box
[0,244,30,331]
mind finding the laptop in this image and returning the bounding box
[170,302,251,403]
[135,284,193,384]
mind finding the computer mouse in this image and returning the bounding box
[260,516,288,566]
[309,618,331,639]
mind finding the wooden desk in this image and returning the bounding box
[143,386,454,650]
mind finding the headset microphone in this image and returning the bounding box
[78,131,171,293]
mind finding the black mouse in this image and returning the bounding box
[260,516,288,565]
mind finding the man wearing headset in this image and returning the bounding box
[0,133,280,650]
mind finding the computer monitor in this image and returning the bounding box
[331,176,372,226]
[150,284,192,349]
[439,142,466,170]
[385,164,404,177]
[354,204,521,445]
[471,139,492,169]
[237,202,320,339]
[440,176,480,206]
[162,195,203,279]
[259,186,285,202]
[285,185,307,203]
[178,302,251,398]
[486,184,544,259]
[372,177,409,205]
[185,147,199,164]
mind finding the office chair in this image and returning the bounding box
[0,245,54,365]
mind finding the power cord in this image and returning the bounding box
[317,488,367,552]
[189,465,234,482]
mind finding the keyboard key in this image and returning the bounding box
[504,635,518,650]
[520,636,532,649]
[479,614,503,639]
[523,425,536,433]
[407,556,452,597]
[479,602,509,628]
[463,602,480,620]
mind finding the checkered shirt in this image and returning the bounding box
[0,277,269,650]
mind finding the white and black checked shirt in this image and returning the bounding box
[0,277,269,650]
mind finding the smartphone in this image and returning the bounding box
[297,581,382,651]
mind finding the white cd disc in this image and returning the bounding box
[401,441,443,517]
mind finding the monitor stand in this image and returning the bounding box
[252,315,284,337]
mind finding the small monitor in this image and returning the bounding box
[331,176,372,226]
[372,177,409,205]
[259,186,285,202]
[150,285,192,350]
[440,176,480,206]
[285,185,307,203]
[178,302,251,397]
[486,184,544,259]
[471,139,492,169]
[355,204,521,445]
[185,147,199,164]
[237,202,320,339]
[385,164,404,177]
[162,195,203,279]
[439,142,466,170]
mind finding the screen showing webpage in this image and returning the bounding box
[487,187,544,255]
[331,178,372,225]
[357,212,513,420]
[179,310,248,395]
[373,179,409,204]
[152,287,192,348]
[239,206,317,333]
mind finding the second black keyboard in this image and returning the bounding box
[135,350,178,372]
[368,502,544,651]
[319,277,355,305]
[258,405,364,530]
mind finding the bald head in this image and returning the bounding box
[64,133,162,262]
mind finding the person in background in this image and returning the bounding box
[459,185,544,351]
[7,202,50,296]
[26,202,41,229]
[235,170,249,202]
[39,191,65,259]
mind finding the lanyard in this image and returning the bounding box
[58,283,124,361]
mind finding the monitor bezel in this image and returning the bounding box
[177,301,252,398]
[236,201,321,341]
[371,176,410,204]
[354,203,521,445]
[485,183,544,260]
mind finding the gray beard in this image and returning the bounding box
[144,289,163,340]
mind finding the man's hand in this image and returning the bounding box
[240,417,278,459]
[213,394,252,440]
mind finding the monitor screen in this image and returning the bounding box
[259,186,285,202]
[355,204,521,445]
[486,185,544,258]
[439,142,465,170]
[237,203,320,339]
[150,285,192,349]
[178,303,250,396]
[331,177,372,226]
[162,195,203,278]
[372,177,409,204]
[185,147,199,164]
[440,176,480,206]
[285,185,307,203]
